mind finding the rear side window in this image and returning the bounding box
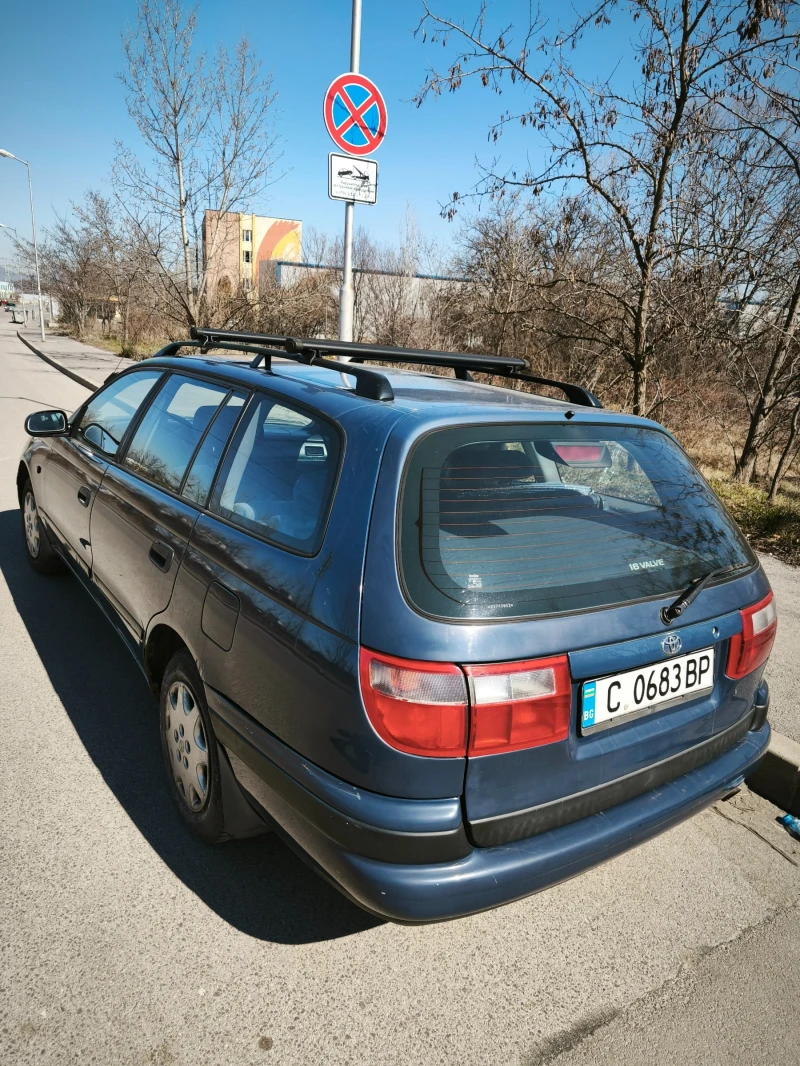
[181,390,248,506]
[75,370,162,456]
[124,374,230,492]
[399,424,755,620]
[209,392,341,553]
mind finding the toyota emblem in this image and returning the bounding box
[661,633,682,656]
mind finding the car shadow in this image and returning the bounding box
[0,508,380,944]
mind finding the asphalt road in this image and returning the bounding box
[1,318,799,1066]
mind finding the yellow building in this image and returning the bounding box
[203,211,302,297]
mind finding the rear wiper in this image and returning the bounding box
[660,564,747,625]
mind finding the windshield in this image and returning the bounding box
[399,423,755,620]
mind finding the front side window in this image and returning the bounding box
[124,374,230,492]
[209,393,341,553]
[75,370,163,456]
[400,424,755,620]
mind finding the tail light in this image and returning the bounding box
[359,648,468,757]
[725,591,777,680]
[464,655,571,755]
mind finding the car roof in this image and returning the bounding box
[140,354,666,434]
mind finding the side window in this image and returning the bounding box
[209,393,341,552]
[124,374,230,492]
[181,390,248,506]
[75,370,163,457]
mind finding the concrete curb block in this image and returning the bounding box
[747,731,800,815]
[16,331,100,391]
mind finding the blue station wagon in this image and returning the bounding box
[17,329,776,922]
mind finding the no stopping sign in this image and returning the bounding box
[323,72,388,156]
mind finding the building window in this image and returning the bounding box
[242,229,252,242]
[243,250,252,264]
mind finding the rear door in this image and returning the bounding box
[394,421,762,843]
[89,373,246,641]
[185,390,343,721]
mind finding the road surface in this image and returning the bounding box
[1,319,798,1066]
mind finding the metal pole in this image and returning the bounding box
[25,161,46,342]
[338,0,362,344]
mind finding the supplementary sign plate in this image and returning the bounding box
[329,153,378,204]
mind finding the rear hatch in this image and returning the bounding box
[395,420,771,844]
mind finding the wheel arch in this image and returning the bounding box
[16,460,30,504]
[144,623,192,697]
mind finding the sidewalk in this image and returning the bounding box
[17,327,137,389]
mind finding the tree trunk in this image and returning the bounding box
[768,401,800,501]
[631,268,652,417]
[632,360,647,417]
[176,151,195,328]
[734,271,800,482]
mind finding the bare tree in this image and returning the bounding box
[74,192,155,353]
[416,0,798,415]
[115,0,279,330]
[710,50,800,483]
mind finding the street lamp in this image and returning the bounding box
[0,148,46,342]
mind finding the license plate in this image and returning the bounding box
[581,647,715,732]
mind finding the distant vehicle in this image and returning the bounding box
[17,329,775,922]
[4,302,16,312]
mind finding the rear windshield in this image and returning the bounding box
[399,424,755,620]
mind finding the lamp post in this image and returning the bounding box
[0,149,46,342]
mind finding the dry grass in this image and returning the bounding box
[708,477,800,564]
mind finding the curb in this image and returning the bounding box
[747,731,800,815]
[17,331,100,391]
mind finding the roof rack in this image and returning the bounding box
[182,327,602,408]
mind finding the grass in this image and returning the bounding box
[709,478,800,565]
[80,333,163,360]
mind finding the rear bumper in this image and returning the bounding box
[301,723,769,923]
[208,685,771,923]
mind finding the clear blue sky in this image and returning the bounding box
[0,0,635,263]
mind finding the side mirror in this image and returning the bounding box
[24,410,69,437]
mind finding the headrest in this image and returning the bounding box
[193,405,219,433]
[443,442,538,480]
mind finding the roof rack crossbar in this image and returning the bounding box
[187,327,602,408]
[190,327,394,401]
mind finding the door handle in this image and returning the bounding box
[77,486,92,507]
[149,540,174,572]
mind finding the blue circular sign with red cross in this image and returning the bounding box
[323,72,388,156]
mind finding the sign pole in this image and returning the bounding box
[338,0,362,344]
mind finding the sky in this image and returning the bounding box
[0,0,637,267]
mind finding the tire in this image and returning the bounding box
[160,649,228,843]
[21,477,64,575]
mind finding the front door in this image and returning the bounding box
[89,373,241,640]
[41,437,107,574]
[40,368,164,574]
